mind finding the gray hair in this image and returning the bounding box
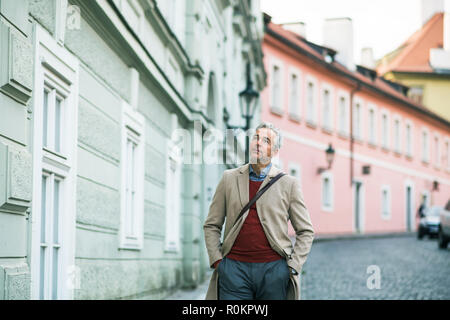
[255,122,282,151]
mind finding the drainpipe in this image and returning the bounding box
[349,82,361,187]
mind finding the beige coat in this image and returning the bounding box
[203,163,314,300]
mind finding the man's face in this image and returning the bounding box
[249,128,278,165]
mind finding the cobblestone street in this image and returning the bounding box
[300,235,450,300]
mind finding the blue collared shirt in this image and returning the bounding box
[249,163,272,182]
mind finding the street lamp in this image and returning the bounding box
[317,143,335,174]
[223,62,259,163]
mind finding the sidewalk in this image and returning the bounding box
[164,270,213,300]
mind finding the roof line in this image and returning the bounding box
[265,26,450,128]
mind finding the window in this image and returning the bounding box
[405,121,413,157]
[40,173,62,299]
[381,185,391,219]
[42,80,66,154]
[444,139,450,170]
[305,76,317,125]
[352,98,363,140]
[394,116,401,154]
[381,111,389,149]
[368,104,377,145]
[165,139,182,252]
[321,84,333,131]
[338,91,349,136]
[288,162,302,188]
[31,25,78,300]
[408,86,424,105]
[270,61,283,113]
[321,172,334,212]
[421,129,429,163]
[120,101,145,250]
[434,134,440,168]
[288,70,301,120]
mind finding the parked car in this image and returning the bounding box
[438,199,450,249]
[417,206,442,239]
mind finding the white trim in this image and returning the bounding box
[321,82,334,132]
[433,132,441,169]
[320,171,334,212]
[381,184,392,220]
[352,178,365,234]
[31,25,79,300]
[337,89,350,137]
[404,179,416,231]
[404,119,414,158]
[119,100,145,250]
[393,114,402,154]
[421,126,430,164]
[269,57,284,115]
[367,103,377,146]
[55,0,68,45]
[380,108,390,150]
[281,130,450,187]
[445,137,450,172]
[287,66,302,121]
[352,95,364,141]
[305,74,318,126]
[164,132,182,253]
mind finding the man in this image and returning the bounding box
[417,196,427,218]
[203,122,314,300]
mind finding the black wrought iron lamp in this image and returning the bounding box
[317,143,335,174]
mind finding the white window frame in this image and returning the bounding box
[269,57,284,115]
[337,90,350,137]
[31,25,79,300]
[405,119,414,158]
[393,114,402,154]
[165,138,182,252]
[321,82,334,132]
[367,103,377,146]
[381,184,391,220]
[421,127,430,164]
[433,132,441,169]
[380,109,390,150]
[305,75,318,126]
[119,101,145,250]
[445,137,450,172]
[321,171,334,212]
[288,162,302,188]
[352,96,364,141]
[288,67,302,121]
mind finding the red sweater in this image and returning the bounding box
[226,179,283,263]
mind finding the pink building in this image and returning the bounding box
[261,15,450,236]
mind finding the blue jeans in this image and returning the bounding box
[217,256,290,300]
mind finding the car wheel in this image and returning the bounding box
[438,229,448,249]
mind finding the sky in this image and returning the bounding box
[260,0,448,63]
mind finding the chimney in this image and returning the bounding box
[323,17,355,71]
[280,22,307,38]
[429,10,450,69]
[360,47,375,69]
[421,0,444,25]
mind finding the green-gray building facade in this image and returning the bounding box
[0,0,266,299]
